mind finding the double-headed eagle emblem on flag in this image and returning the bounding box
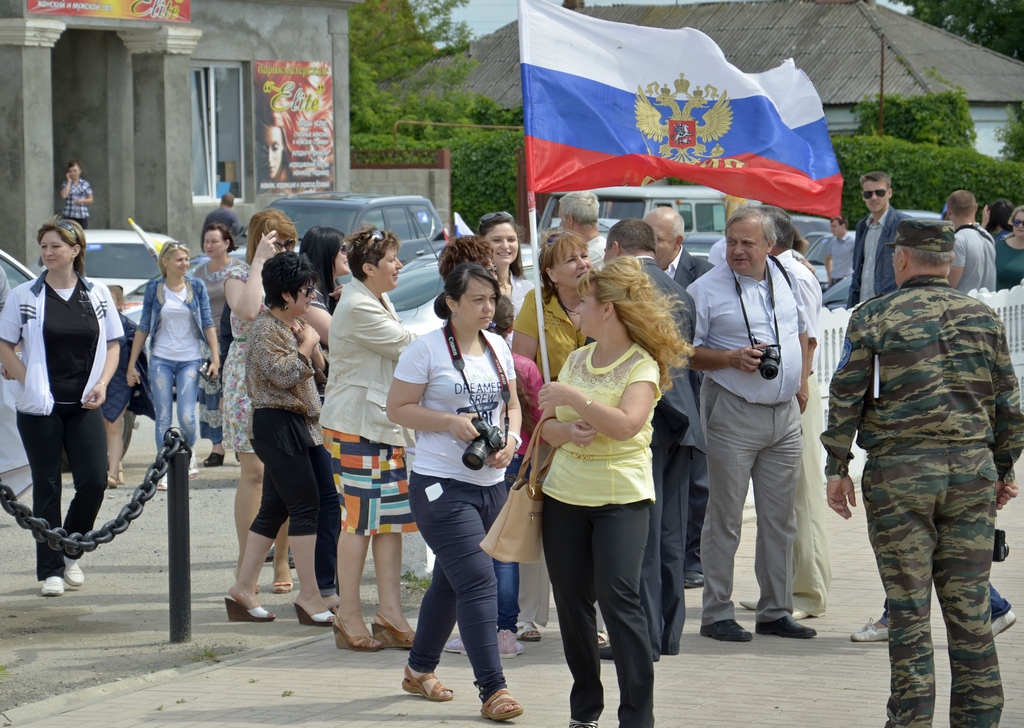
[635,72,734,164]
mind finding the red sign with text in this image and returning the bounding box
[28,0,190,22]
[254,60,335,196]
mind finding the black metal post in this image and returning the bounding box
[168,446,191,643]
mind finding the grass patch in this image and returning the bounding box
[191,645,231,663]
[402,571,432,591]
[0,665,9,680]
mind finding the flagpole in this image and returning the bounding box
[527,192,551,382]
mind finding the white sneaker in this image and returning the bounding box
[850,617,888,642]
[444,635,468,654]
[188,454,199,480]
[63,557,84,588]
[993,610,1016,637]
[156,474,168,491]
[497,628,524,658]
[41,576,65,597]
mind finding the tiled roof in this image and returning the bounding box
[418,0,1024,109]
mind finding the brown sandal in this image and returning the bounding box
[373,613,415,649]
[481,689,523,721]
[333,611,382,652]
[402,665,453,702]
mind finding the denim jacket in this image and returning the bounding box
[138,276,215,343]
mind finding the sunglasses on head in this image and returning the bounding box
[369,229,385,242]
[56,220,79,242]
[862,189,889,199]
[1013,219,1024,228]
[480,211,514,225]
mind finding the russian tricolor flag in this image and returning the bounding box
[518,0,844,217]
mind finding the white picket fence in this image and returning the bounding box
[815,284,1024,479]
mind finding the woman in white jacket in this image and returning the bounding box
[0,217,122,597]
[320,227,417,651]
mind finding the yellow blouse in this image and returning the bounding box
[543,343,661,507]
[513,291,587,380]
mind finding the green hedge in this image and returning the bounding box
[830,135,1024,223]
[853,90,976,148]
[352,130,524,227]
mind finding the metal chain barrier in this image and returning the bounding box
[0,428,189,557]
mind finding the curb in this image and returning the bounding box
[1,631,333,726]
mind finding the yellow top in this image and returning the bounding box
[513,292,587,380]
[543,343,661,507]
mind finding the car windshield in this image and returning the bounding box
[387,265,444,311]
[1,256,32,287]
[80,243,160,280]
[269,203,358,240]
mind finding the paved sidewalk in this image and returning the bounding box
[4,497,1021,727]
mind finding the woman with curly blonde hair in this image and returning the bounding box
[537,255,691,728]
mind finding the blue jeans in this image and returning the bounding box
[407,472,508,701]
[880,584,1011,626]
[495,453,525,632]
[151,356,201,452]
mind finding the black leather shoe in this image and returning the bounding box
[755,615,817,639]
[684,571,705,588]
[700,619,752,642]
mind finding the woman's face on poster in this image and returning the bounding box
[264,125,286,179]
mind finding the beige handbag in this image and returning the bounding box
[480,416,557,564]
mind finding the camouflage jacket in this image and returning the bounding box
[821,276,1024,481]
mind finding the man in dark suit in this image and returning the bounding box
[647,207,711,591]
[847,171,910,308]
[604,217,701,659]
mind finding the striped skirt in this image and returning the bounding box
[324,428,417,535]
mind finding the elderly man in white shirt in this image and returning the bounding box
[688,206,816,643]
[737,207,830,623]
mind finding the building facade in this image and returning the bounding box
[0,0,356,262]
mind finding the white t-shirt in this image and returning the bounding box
[152,287,203,361]
[393,328,516,486]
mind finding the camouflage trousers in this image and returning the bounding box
[862,448,1001,728]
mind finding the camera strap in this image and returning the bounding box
[442,320,510,447]
[733,259,782,349]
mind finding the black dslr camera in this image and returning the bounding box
[462,418,505,470]
[753,339,782,380]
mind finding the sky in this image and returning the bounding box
[453,0,912,40]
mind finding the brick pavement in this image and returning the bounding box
[4,498,1021,728]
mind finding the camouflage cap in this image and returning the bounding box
[886,219,955,252]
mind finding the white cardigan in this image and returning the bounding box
[320,278,416,447]
[0,273,122,415]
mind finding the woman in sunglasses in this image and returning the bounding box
[478,212,534,317]
[321,226,418,651]
[127,241,218,487]
[225,252,333,626]
[222,209,297,592]
[994,203,1024,291]
[0,217,122,597]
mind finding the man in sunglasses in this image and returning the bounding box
[847,171,909,308]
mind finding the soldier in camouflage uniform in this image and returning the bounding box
[820,219,1024,728]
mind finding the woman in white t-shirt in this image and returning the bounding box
[387,263,525,721]
[128,242,218,485]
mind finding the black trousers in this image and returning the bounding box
[544,496,654,728]
[642,414,696,658]
[310,444,340,595]
[684,448,709,573]
[249,438,320,538]
[18,404,107,581]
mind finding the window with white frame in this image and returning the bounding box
[191,64,244,200]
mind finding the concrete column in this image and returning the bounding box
[118,27,201,244]
[329,12,351,191]
[0,19,64,264]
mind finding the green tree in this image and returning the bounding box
[349,0,478,136]
[903,0,1024,59]
[853,90,976,148]
[996,102,1024,162]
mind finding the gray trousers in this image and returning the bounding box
[699,379,801,625]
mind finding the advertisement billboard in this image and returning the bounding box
[27,0,191,22]
[254,60,335,196]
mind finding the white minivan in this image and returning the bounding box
[539,185,729,236]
